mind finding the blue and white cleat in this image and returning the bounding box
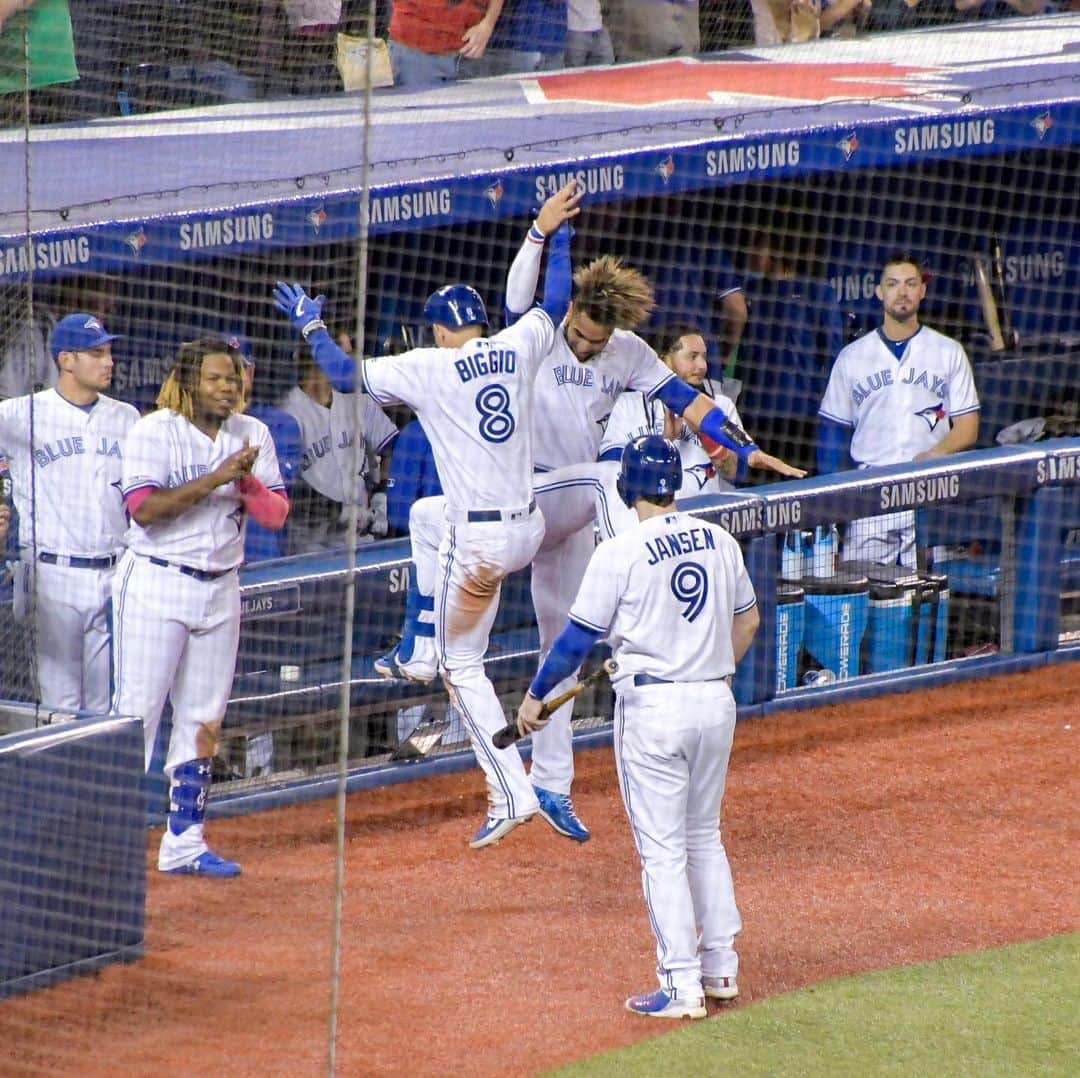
[468,812,536,849]
[373,644,437,684]
[533,785,591,843]
[624,989,706,1019]
[162,850,242,878]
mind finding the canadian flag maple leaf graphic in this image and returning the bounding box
[530,59,937,107]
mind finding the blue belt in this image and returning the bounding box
[633,674,728,687]
[39,551,117,570]
[467,498,536,524]
[149,556,235,582]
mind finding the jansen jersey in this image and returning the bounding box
[600,379,742,495]
[570,511,756,685]
[819,325,980,467]
[531,328,675,472]
[0,388,138,556]
[281,385,397,504]
[121,409,284,572]
[361,308,555,511]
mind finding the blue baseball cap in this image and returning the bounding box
[50,313,120,358]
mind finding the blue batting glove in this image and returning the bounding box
[273,281,327,339]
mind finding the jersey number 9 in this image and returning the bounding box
[670,562,708,623]
[475,384,515,444]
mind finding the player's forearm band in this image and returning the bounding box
[699,405,758,461]
[236,475,289,529]
[300,318,327,340]
[528,223,546,243]
[529,620,602,698]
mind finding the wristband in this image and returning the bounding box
[301,318,328,340]
[528,223,546,244]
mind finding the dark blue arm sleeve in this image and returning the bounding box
[307,327,357,394]
[653,377,697,416]
[817,417,853,474]
[699,403,758,461]
[529,619,603,699]
[539,224,572,326]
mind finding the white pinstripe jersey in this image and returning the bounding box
[361,308,554,511]
[0,389,138,557]
[570,511,756,685]
[121,409,284,571]
[599,378,742,495]
[819,325,980,467]
[531,328,675,472]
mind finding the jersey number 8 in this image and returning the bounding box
[670,562,708,623]
[475,384,515,444]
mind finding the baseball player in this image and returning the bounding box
[373,196,801,844]
[818,250,980,566]
[0,312,138,712]
[517,435,759,1018]
[281,341,397,552]
[113,337,288,877]
[272,217,574,849]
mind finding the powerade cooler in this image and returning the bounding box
[775,582,805,692]
[844,561,949,673]
[800,570,870,681]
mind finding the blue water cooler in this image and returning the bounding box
[775,582,805,692]
[801,570,870,681]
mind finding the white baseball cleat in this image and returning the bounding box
[624,989,706,1019]
[702,975,739,1001]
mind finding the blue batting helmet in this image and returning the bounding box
[616,435,682,509]
[423,284,488,329]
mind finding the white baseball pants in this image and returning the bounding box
[614,679,742,999]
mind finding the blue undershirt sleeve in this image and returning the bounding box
[528,620,603,699]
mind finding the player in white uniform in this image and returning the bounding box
[113,337,288,877]
[517,435,759,1018]
[373,194,800,844]
[0,313,138,712]
[281,342,397,549]
[818,251,980,566]
[273,221,572,848]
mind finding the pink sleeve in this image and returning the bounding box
[124,485,155,517]
[236,474,289,530]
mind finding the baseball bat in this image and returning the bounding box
[492,659,618,749]
[991,235,1015,349]
[973,254,1006,352]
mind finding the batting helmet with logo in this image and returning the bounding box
[423,284,489,329]
[616,434,683,509]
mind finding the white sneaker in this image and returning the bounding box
[702,975,739,1001]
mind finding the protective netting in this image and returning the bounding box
[1,5,1078,1063]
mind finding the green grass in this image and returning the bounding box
[545,935,1079,1077]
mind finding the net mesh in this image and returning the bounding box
[1,1,1078,1065]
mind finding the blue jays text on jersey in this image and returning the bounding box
[551,365,625,401]
[32,435,122,469]
[167,463,210,487]
[454,347,516,383]
[645,524,717,566]
[301,429,360,473]
[850,366,950,406]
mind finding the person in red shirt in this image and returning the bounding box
[388,0,504,88]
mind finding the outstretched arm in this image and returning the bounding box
[505,182,582,323]
[273,282,359,393]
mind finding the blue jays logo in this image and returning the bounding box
[307,206,327,233]
[1031,111,1052,141]
[125,228,147,255]
[916,401,947,432]
[684,462,716,492]
[836,132,858,161]
[656,156,675,184]
[485,179,504,208]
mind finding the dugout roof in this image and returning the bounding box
[1,13,1078,281]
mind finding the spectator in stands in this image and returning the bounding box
[226,334,303,563]
[818,251,980,566]
[819,0,873,35]
[463,0,567,75]
[736,225,843,477]
[387,0,505,89]
[281,0,343,95]
[605,0,699,62]
[750,0,822,43]
[281,341,397,552]
[564,0,613,67]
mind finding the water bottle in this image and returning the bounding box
[811,523,838,578]
[780,530,806,580]
[802,668,837,688]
